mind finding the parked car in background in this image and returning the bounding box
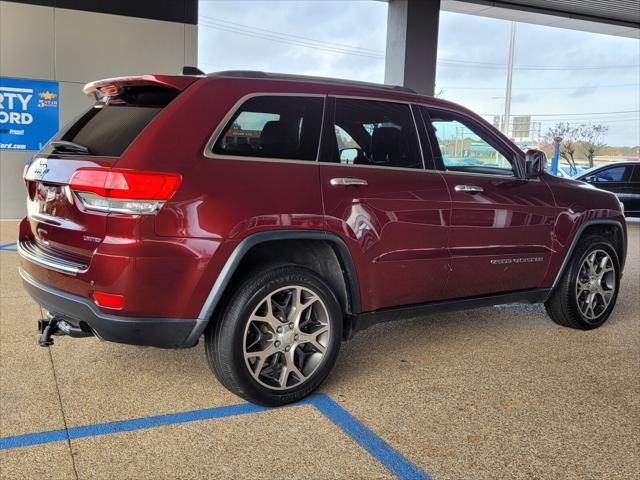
[18,70,628,406]
[556,164,589,178]
[576,161,640,216]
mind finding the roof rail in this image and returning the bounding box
[206,70,417,94]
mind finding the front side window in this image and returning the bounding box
[591,166,629,183]
[323,99,423,170]
[213,96,323,161]
[426,109,514,176]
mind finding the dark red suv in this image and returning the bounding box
[18,71,627,406]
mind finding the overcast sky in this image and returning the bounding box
[198,0,639,146]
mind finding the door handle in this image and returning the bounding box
[330,177,368,187]
[454,184,483,193]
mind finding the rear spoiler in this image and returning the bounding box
[83,74,200,100]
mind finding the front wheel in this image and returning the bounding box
[205,265,342,406]
[545,234,621,330]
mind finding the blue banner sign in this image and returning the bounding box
[0,77,59,151]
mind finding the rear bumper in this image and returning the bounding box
[20,268,197,348]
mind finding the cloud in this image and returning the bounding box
[197,1,640,146]
[569,86,599,97]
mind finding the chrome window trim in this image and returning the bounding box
[203,92,326,163]
[316,162,441,174]
[436,168,541,182]
[438,169,517,179]
[200,154,321,166]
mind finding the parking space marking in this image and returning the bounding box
[0,393,429,480]
[0,402,269,450]
[0,242,16,251]
[311,394,430,480]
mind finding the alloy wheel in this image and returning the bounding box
[243,285,331,390]
[575,249,616,323]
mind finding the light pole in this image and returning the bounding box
[502,21,516,137]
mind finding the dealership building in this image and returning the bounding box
[1,0,638,218]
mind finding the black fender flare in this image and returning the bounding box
[549,218,626,293]
[183,230,361,346]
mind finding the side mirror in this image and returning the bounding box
[525,149,546,178]
[339,147,360,164]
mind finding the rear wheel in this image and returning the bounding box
[545,234,620,330]
[205,265,342,406]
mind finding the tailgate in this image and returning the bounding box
[21,76,190,263]
[24,155,116,262]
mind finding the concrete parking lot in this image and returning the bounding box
[1,219,638,480]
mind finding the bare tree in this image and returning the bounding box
[579,123,609,168]
[545,122,580,172]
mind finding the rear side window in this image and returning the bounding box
[56,86,178,157]
[591,166,630,182]
[213,96,324,161]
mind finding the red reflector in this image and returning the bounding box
[92,291,124,310]
[69,168,181,200]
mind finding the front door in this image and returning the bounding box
[422,107,557,299]
[319,97,451,312]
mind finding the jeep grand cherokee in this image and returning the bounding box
[18,71,627,406]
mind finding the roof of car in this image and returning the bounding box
[205,70,418,95]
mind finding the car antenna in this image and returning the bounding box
[182,66,205,75]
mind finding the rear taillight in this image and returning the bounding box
[69,168,181,215]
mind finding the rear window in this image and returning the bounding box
[54,86,178,157]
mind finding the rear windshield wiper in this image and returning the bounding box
[50,140,91,155]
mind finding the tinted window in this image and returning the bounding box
[56,86,178,157]
[426,110,514,176]
[61,106,160,157]
[322,99,423,169]
[214,96,324,161]
[592,166,629,182]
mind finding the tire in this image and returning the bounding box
[205,265,343,406]
[545,234,620,330]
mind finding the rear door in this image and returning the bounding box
[23,83,180,262]
[319,96,451,311]
[421,106,556,299]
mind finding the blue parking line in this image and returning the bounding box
[310,395,430,480]
[0,393,430,479]
[0,242,17,251]
[0,402,268,450]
